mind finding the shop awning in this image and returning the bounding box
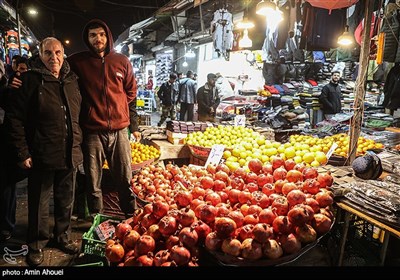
[115,17,157,46]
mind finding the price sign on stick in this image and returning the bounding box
[326,142,338,160]
[234,115,246,127]
[205,144,225,167]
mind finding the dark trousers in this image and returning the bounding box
[179,103,194,121]
[82,128,136,216]
[0,182,16,233]
[27,168,76,250]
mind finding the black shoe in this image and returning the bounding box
[27,249,44,266]
[56,240,80,255]
[0,230,11,243]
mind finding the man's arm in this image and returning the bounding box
[129,99,141,141]
[124,59,137,103]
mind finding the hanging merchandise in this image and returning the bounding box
[211,7,234,60]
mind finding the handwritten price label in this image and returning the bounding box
[234,115,246,127]
[326,142,338,160]
[205,144,225,167]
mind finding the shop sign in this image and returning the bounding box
[234,115,246,127]
[205,144,225,167]
[326,142,338,160]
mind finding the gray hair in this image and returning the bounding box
[39,37,64,56]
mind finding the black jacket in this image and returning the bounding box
[6,56,83,170]
[157,81,175,106]
[197,84,220,116]
[319,82,342,114]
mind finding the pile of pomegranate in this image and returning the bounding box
[105,157,334,266]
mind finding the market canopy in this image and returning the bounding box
[306,0,359,12]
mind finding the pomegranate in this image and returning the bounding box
[320,208,334,220]
[315,191,334,207]
[192,186,206,199]
[214,217,237,239]
[245,182,259,193]
[262,183,275,196]
[245,172,258,184]
[263,239,283,259]
[241,238,263,260]
[293,163,306,173]
[272,216,294,235]
[231,177,245,191]
[238,190,252,204]
[192,220,212,242]
[154,250,170,267]
[152,200,169,219]
[317,172,334,188]
[158,216,178,236]
[271,196,289,216]
[145,224,162,241]
[175,190,193,208]
[165,235,180,250]
[233,167,247,178]
[286,170,303,183]
[243,213,259,225]
[221,238,242,257]
[214,171,230,184]
[200,176,214,189]
[282,182,298,196]
[205,192,222,206]
[179,207,196,227]
[141,213,159,229]
[170,244,191,266]
[134,235,156,257]
[262,163,273,174]
[123,229,141,249]
[198,204,217,224]
[216,163,230,174]
[252,223,273,243]
[247,204,263,215]
[303,167,318,179]
[105,241,125,263]
[213,180,226,191]
[205,232,222,251]
[228,188,241,204]
[227,210,245,228]
[273,167,287,181]
[312,213,332,234]
[178,227,198,248]
[302,179,321,195]
[258,208,277,225]
[271,156,285,170]
[306,197,320,213]
[280,233,301,255]
[240,203,250,216]
[287,204,314,226]
[248,159,263,174]
[257,174,274,187]
[134,253,154,266]
[115,222,132,241]
[238,224,255,241]
[295,224,317,243]
[274,179,286,194]
[286,189,306,207]
[216,203,230,217]
[284,159,296,171]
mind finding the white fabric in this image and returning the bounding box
[211,9,234,55]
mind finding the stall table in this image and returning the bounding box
[149,139,190,161]
[336,201,400,266]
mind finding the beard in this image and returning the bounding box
[91,43,106,54]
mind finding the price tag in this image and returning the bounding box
[136,99,145,107]
[204,144,225,167]
[234,115,246,127]
[326,142,338,160]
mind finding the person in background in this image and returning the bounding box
[5,54,21,78]
[193,73,198,81]
[178,70,197,121]
[197,73,220,122]
[129,99,142,142]
[157,73,177,127]
[68,19,137,218]
[6,37,82,266]
[319,71,342,120]
[173,72,183,119]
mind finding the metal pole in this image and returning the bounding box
[348,0,374,164]
[16,0,22,56]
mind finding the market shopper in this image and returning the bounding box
[178,70,197,121]
[5,37,82,265]
[319,71,342,120]
[157,73,177,126]
[68,19,138,217]
[197,73,220,122]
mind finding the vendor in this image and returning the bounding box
[197,73,220,122]
[319,71,342,120]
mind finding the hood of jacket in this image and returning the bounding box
[28,55,71,80]
[82,19,114,57]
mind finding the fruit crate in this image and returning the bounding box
[81,214,122,257]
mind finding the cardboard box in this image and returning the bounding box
[166,130,188,139]
[167,136,186,145]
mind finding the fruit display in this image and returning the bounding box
[105,160,334,266]
[103,142,160,169]
[289,133,384,158]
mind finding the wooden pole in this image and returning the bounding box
[348,0,375,164]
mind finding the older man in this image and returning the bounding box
[6,37,82,266]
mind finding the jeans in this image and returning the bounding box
[179,103,194,121]
[82,128,136,216]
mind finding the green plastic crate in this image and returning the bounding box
[81,214,122,257]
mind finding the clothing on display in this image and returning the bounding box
[211,8,234,58]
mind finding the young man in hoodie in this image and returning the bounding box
[319,71,342,120]
[68,19,137,218]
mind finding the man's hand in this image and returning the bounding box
[18,157,32,169]
[9,74,22,89]
[132,131,142,142]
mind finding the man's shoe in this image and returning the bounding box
[27,249,44,266]
[56,240,80,255]
[0,230,11,243]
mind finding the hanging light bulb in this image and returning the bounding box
[337,25,353,46]
[256,0,277,16]
[185,49,196,58]
[237,0,255,29]
[182,58,188,67]
[239,29,252,48]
